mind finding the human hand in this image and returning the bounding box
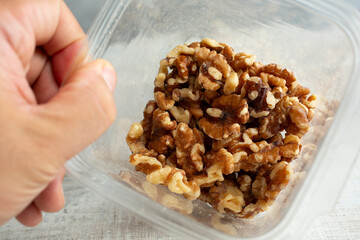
[0,0,116,226]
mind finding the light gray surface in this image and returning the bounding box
[65,0,103,32]
[1,157,359,240]
[1,0,360,239]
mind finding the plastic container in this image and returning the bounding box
[65,0,360,239]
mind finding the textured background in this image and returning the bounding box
[1,0,360,239]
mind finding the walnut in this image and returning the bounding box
[172,123,205,176]
[248,143,281,164]
[172,88,201,102]
[154,91,175,110]
[271,86,288,100]
[195,47,231,90]
[209,180,245,213]
[226,128,260,153]
[289,98,310,131]
[262,63,296,86]
[288,84,310,98]
[194,163,224,187]
[212,132,242,151]
[237,200,268,218]
[208,66,223,80]
[127,39,315,218]
[203,90,220,104]
[169,106,191,123]
[146,165,200,200]
[199,95,249,140]
[223,72,239,95]
[221,45,234,63]
[154,58,174,91]
[129,154,162,175]
[152,108,177,130]
[154,69,167,90]
[141,100,157,141]
[246,61,263,76]
[231,52,256,71]
[259,96,293,139]
[266,161,293,200]
[179,101,204,119]
[301,94,317,110]
[198,70,221,91]
[279,134,301,158]
[167,44,195,58]
[203,148,235,175]
[251,161,292,200]
[260,72,286,87]
[126,123,145,154]
[176,55,193,80]
[188,42,201,49]
[241,77,277,117]
[148,134,174,154]
[164,77,180,93]
[237,174,252,200]
[206,108,224,118]
[201,38,224,52]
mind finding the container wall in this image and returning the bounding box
[68,0,357,239]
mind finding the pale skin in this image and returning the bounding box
[0,0,117,226]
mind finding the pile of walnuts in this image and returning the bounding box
[126,38,316,218]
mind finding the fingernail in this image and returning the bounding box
[102,63,117,92]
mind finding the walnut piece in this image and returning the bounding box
[199,94,249,140]
[209,180,245,213]
[126,38,315,218]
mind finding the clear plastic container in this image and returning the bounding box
[65,0,360,239]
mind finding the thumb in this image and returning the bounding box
[35,59,117,167]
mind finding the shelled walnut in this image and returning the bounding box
[125,38,316,218]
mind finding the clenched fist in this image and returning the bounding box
[0,0,117,226]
